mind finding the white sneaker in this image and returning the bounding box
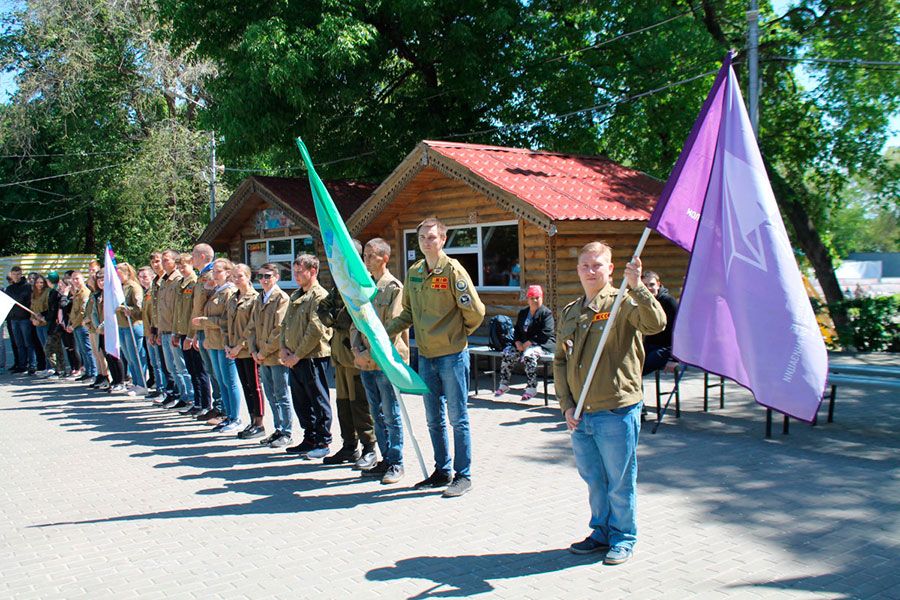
[38,369,56,378]
[220,420,244,432]
[493,384,510,397]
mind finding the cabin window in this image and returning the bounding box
[404,221,520,291]
[245,235,315,289]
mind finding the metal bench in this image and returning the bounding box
[765,364,900,437]
[468,345,554,406]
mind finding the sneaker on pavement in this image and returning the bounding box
[442,475,472,498]
[286,439,317,455]
[109,383,127,394]
[413,470,453,489]
[221,420,243,433]
[269,434,292,449]
[238,424,266,440]
[178,403,196,415]
[146,389,163,399]
[193,408,212,420]
[521,387,537,401]
[76,372,92,382]
[493,383,510,397]
[322,446,361,465]
[361,460,389,477]
[170,400,191,410]
[201,408,222,421]
[568,536,610,555]
[603,546,633,565]
[381,464,404,485]
[304,445,330,460]
[212,419,230,432]
[97,380,111,391]
[259,432,281,445]
[354,450,378,470]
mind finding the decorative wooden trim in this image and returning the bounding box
[347,145,427,235]
[546,233,558,314]
[252,180,319,236]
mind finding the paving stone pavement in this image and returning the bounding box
[1,353,898,599]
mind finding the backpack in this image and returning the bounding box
[488,315,515,351]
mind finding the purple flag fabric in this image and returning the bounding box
[662,64,827,422]
[648,53,731,252]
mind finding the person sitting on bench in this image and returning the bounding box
[494,285,555,401]
[641,271,679,376]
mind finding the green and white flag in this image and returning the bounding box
[296,137,428,394]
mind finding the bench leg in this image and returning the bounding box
[675,371,681,419]
[765,409,772,438]
[719,376,725,409]
[828,384,836,423]
[542,363,549,407]
[703,372,709,412]
[783,415,789,435]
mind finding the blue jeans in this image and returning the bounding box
[35,325,48,351]
[418,349,472,478]
[118,322,147,387]
[209,349,243,422]
[10,319,35,370]
[259,364,292,435]
[361,370,404,466]
[147,341,167,392]
[160,333,193,403]
[196,331,222,407]
[72,326,97,376]
[570,402,642,551]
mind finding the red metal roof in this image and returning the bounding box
[253,176,376,222]
[423,141,662,221]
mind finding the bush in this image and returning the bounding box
[827,295,899,352]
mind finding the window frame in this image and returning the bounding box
[403,219,520,292]
[244,234,314,290]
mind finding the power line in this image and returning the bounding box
[0,163,127,188]
[770,56,900,67]
[0,150,131,158]
[0,202,89,223]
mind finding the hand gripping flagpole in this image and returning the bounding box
[392,383,428,479]
[573,228,651,421]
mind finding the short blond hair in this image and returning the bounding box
[578,241,612,261]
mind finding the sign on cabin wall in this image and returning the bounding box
[255,208,295,233]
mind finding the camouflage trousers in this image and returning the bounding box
[499,345,545,389]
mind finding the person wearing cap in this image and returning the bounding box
[494,284,555,401]
[385,217,485,497]
[556,241,666,565]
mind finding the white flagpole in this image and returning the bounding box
[392,384,428,479]
[573,227,652,420]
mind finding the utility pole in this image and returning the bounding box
[209,130,217,221]
[747,0,760,137]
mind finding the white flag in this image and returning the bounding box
[103,243,126,358]
[0,290,17,327]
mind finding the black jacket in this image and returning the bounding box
[644,286,678,348]
[46,288,62,334]
[5,280,32,320]
[513,304,556,351]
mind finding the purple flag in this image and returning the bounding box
[654,62,827,422]
[648,53,731,251]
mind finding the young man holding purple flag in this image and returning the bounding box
[557,242,666,565]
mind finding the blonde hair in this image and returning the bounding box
[178,253,193,266]
[213,258,234,271]
[116,262,137,282]
[578,241,613,261]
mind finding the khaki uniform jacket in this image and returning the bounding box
[225,288,259,359]
[87,291,103,332]
[351,271,409,371]
[31,287,50,316]
[174,273,197,337]
[317,287,355,368]
[190,272,213,338]
[115,280,143,328]
[142,286,154,331]
[246,285,290,367]
[155,271,183,333]
[69,286,92,328]
[149,274,163,334]
[553,282,666,414]
[282,283,332,361]
[385,252,485,358]
[201,284,236,350]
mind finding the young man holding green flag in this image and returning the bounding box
[385,218,485,497]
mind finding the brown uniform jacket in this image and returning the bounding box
[553,282,666,414]
[31,287,50,316]
[69,286,92,328]
[317,287,355,368]
[174,273,197,337]
[155,271,183,333]
[246,285,290,366]
[190,272,213,338]
[385,252,485,358]
[115,280,143,328]
[351,271,409,371]
[149,273,163,333]
[225,288,259,359]
[201,284,236,350]
[281,283,332,361]
[142,285,154,331]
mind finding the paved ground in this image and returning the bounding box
[1,353,898,599]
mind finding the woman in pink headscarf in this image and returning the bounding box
[494,284,555,401]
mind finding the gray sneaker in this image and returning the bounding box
[268,434,292,449]
[381,464,404,485]
[305,446,330,460]
[603,545,633,565]
[442,475,472,498]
